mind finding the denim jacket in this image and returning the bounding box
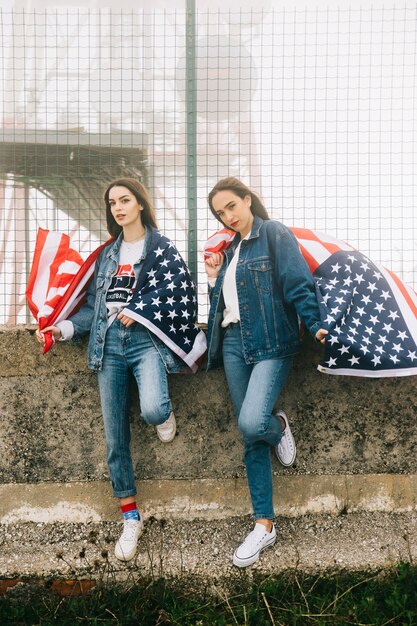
[68,227,182,373]
[206,216,322,369]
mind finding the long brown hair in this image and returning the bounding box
[208,177,270,227]
[104,178,158,237]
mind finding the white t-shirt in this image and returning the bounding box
[221,232,250,327]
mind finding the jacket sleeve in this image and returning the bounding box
[268,222,322,338]
[207,277,217,302]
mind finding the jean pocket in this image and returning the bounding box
[247,259,272,293]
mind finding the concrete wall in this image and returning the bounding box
[0,324,416,524]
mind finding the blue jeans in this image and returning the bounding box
[222,323,293,519]
[97,320,172,498]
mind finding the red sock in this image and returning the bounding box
[121,502,140,521]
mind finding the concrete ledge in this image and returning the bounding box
[1,325,417,484]
[0,513,416,580]
[1,474,417,524]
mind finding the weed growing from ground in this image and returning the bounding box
[0,562,416,625]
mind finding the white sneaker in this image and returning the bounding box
[233,523,276,568]
[274,410,297,467]
[114,518,143,562]
[156,411,176,443]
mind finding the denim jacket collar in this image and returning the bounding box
[249,214,264,240]
[225,214,264,257]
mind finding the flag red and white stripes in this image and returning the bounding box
[26,228,111,353]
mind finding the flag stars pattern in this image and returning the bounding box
[338,345,350,354]
[315,250,417,374]
[163,270,174,281]
[388,310,400,321]
[202,230,416,377]
[124,235,204,360]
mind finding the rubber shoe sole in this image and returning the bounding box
[275,410,297,467]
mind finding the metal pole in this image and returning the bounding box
[186,0,197,283]
[24,181,32,324]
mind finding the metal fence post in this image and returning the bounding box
[186,0,197,282]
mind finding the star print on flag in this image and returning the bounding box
[305,234,417,378]
[26,228,207,373]
[123,229,207,373]
[204,226,417,378]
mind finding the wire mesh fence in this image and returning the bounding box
[1,3,416,324]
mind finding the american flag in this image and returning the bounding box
[204,226,417,378]
[122,230,207,373]
[26,228,110,353]
[26,228,207,372]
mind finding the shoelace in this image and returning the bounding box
[120,520,141,542]
[243,526,269,548]
[280,429,294,449]
[157,416,174,434]
[282,434,293,446]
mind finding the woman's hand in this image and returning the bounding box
[315,328,328,344]
[117,313,136,328]
[35,325,62,344]
[204,253,224,279]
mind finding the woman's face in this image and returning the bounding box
[211,190,253,237]
[108,186,143,229]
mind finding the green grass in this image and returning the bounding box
[1,563,416,625]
